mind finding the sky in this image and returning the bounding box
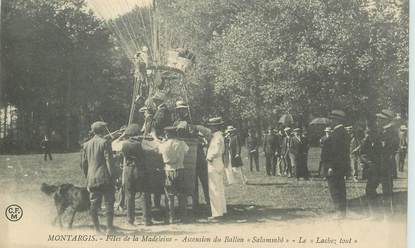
[87,0,152,19]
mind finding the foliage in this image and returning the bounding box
[157,0,408,127]
[1,0,133,150]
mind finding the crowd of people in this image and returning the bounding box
[78,92,408,234]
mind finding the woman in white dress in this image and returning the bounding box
[206,117,227,219]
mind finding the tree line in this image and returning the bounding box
[0,0,409,153]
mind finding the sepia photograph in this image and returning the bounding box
[0,0,410,247]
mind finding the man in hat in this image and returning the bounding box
[206,117,227,220]
[152,92,172,139]
[361,109,399,219]
[281,127,293,177]
[321,110,350,218]
[40,135,53,161]
[81,121,116,234]
[246,129,260,172]
[225,126,247,184]
[273,126,284,176]
[120,124,152,226]
[173,100,210,207]
[319,127,332,177]
[173,100,191,136]
[398,125,408,172]
[263,126,278,176]
[290,128,309,180]
[158,126,189,224]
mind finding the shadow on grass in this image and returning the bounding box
[192,204,320,225]
[347,190,407,215]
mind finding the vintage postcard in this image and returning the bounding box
[0,0,410,247]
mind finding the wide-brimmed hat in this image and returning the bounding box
[376,109,395,120]
[91,121,107,134]
[293,128,302,132]
[324,127,332,132]
[284,127,291,132]
[124,124,140,137]
[329,110,346,121]
[207,117,224,126]
[175,100,189,109]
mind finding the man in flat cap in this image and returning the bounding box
[120,124,152,226]
[360,109,399,219]
[321,110,350,218]
[81,121,116,234]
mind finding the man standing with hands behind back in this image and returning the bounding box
[81,121,116,234]
[321,110,350,219]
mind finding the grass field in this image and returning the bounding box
[0,147,408,240]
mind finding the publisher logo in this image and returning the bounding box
[5,204,23,222]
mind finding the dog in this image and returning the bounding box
[41,183,90,228]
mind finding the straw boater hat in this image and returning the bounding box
[324,127,332,132]
[329,110,346,121]
[400,125,408,131]
[91,121,107,134]
[175,100,189,109]
[376,109,395,120]
[284,127,291,132]
[207,117,224,126]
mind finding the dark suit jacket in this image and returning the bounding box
[121,138,146,191]
[281,135,291,156]
[263,133,277,156]
[228,134,241,158]
[82,135,114,189]
[289,135,302,157]
[246,134,259,151]
[274,133,283,155]
[320,125,350,177]
[360,126,399,175]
